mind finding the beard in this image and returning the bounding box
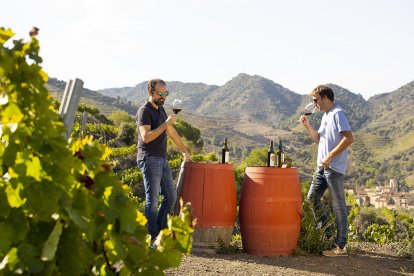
[153,98,165,106]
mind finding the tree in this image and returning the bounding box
[109,110,134,126]
[174,119,204,151]
[117,122,137,146]
[365,179,376,188]
[245,148,267,166]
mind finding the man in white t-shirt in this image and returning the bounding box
[300,85,354,257]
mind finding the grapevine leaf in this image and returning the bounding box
[0,247,18,272]
[5,182,26,208]
[41,220,63,261]
[55,226,94,276]
[0,222,14,255]
[26,156,42,181]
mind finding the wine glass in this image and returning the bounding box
[171,99,182,114]
[303,102,316,116]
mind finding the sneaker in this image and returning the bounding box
[149,238,157,250]
[322,245,348,257]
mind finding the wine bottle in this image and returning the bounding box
[267,141,275,167]
[222,138,229,163]
[276,139,284,168]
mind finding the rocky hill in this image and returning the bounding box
[47,75,414,189]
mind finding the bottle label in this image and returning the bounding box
[281,153,284,164]
[225,151,229,163]
[270,153,275,167]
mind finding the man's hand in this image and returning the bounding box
[321,154,333,169]
[183,152,192,162]
[166,114,177,125]
[300,115,309,126]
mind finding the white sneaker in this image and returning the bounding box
[322,245,348,257]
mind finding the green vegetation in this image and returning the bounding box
[216,234,242,254]
[0,27,194,275]
[347,204,414,258]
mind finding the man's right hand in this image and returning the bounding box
[166,114,177,126]
[300,115,309,126]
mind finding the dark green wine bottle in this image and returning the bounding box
[222,138,229,163]
[276,139,284,168]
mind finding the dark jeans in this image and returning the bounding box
[138,156,177,240]
[307,167,348,248]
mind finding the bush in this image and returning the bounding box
[216,234,242,254]
[116,168,143,197]
[0,27,193,275]
[297,200,333,255]
[362,224,395,245]
[397,240,414,259]
[117,122,137,145]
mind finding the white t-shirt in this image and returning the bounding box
[317,104,351,174]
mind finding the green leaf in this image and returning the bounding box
[0,186,11,218]
[18,244,44,273]
[41,220,63,261]
[22,181,62,221]
[26,156,42,181]
[5,182,26,208]
[0,27,14,45]
[55,226,93,276]
[0,222,14,255]
[0,247,19,272]
[2,103,24,126]
[8,208,29,242]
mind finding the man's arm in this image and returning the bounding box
[166,125,192,161]
[138,115,176,144]
[321,131,354,168]
[300,115,320,144]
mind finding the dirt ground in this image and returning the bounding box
[166,243,414,276]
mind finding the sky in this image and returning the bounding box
[2,0,413,99]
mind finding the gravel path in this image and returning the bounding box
[166,243,414,276]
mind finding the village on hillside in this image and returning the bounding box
[347,179,414,209]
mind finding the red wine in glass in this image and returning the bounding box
[172,99,182,115]
[303,102,316,116]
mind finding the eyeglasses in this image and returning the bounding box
[154,91,169,97]
[312,96,323,103]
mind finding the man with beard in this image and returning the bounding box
[136,79,192,247]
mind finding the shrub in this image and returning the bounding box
[362,224,395,245]
[297,200,333,255]
[0,27,193,275]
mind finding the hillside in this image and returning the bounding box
[195,73,303,127]
[47,75,414,190]
[349,80,414,188]
[97,74,372,130]
[47,78,138,115]
[98,81,219,111]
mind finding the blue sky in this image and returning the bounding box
[3,0,413,99]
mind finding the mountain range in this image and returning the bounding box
[97,73,373,130]
[48,74,414,189]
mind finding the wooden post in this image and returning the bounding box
[58,78,84,139]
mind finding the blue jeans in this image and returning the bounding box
[138,156,177,240]
[307,167,348,248]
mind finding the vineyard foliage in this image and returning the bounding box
[0,27,193,275]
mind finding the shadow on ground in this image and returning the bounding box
[167,249,414,276]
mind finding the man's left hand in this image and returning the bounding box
[321,155,333,168]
